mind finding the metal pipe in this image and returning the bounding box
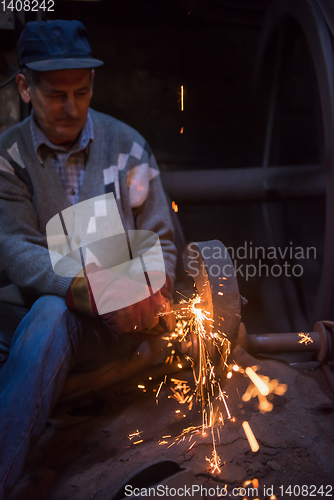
[161,165,324,204]
[247,332,322,354]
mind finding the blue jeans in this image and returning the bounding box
[0,295,134,499]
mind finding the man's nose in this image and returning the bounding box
[63,95,80,118]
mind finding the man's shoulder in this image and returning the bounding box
[89,109,148,147]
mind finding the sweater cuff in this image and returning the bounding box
[54,276,72,297]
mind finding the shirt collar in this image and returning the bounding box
[30,109,94,162]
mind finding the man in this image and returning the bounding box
[0,20,176,498]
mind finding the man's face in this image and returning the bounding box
[27,68,94,147]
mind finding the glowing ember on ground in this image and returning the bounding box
[206,445,222,474]
[243,478,259,489]
[252,478,259,489]
[242,421,259,452]
[298,332,313,345]
[128,430,143,441]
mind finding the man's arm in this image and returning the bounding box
[0,165,72,300]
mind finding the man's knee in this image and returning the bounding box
[16,295,79,350]
[29,295,67,319]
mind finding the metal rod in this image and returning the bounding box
[161,165,324,204]
[247,332,322,353]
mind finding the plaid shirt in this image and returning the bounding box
[30,111,94,205]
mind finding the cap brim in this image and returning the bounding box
[25,58,104,71]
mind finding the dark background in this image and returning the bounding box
[0,0,326,335]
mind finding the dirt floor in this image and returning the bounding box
[9,346,334,500]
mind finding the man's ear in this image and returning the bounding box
[15,74,31,104]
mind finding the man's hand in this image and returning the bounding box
[100,288,167,334]
[66,263,171,334]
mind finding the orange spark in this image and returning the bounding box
[206,447,221,474]
[242,421,259,452]
[180,85,184,111]
[159,292,233,472]
[172,201,178,213]
[245,367,270,396]
[258,393,273,413]
[128,429,143,440]
[242,371,287,412]
[298,332,313,345]
[156,380,164,399]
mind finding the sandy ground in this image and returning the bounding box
[9,346,334,500]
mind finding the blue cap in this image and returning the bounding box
[18,20,104,71]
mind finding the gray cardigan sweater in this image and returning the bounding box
[0,109,176,307]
